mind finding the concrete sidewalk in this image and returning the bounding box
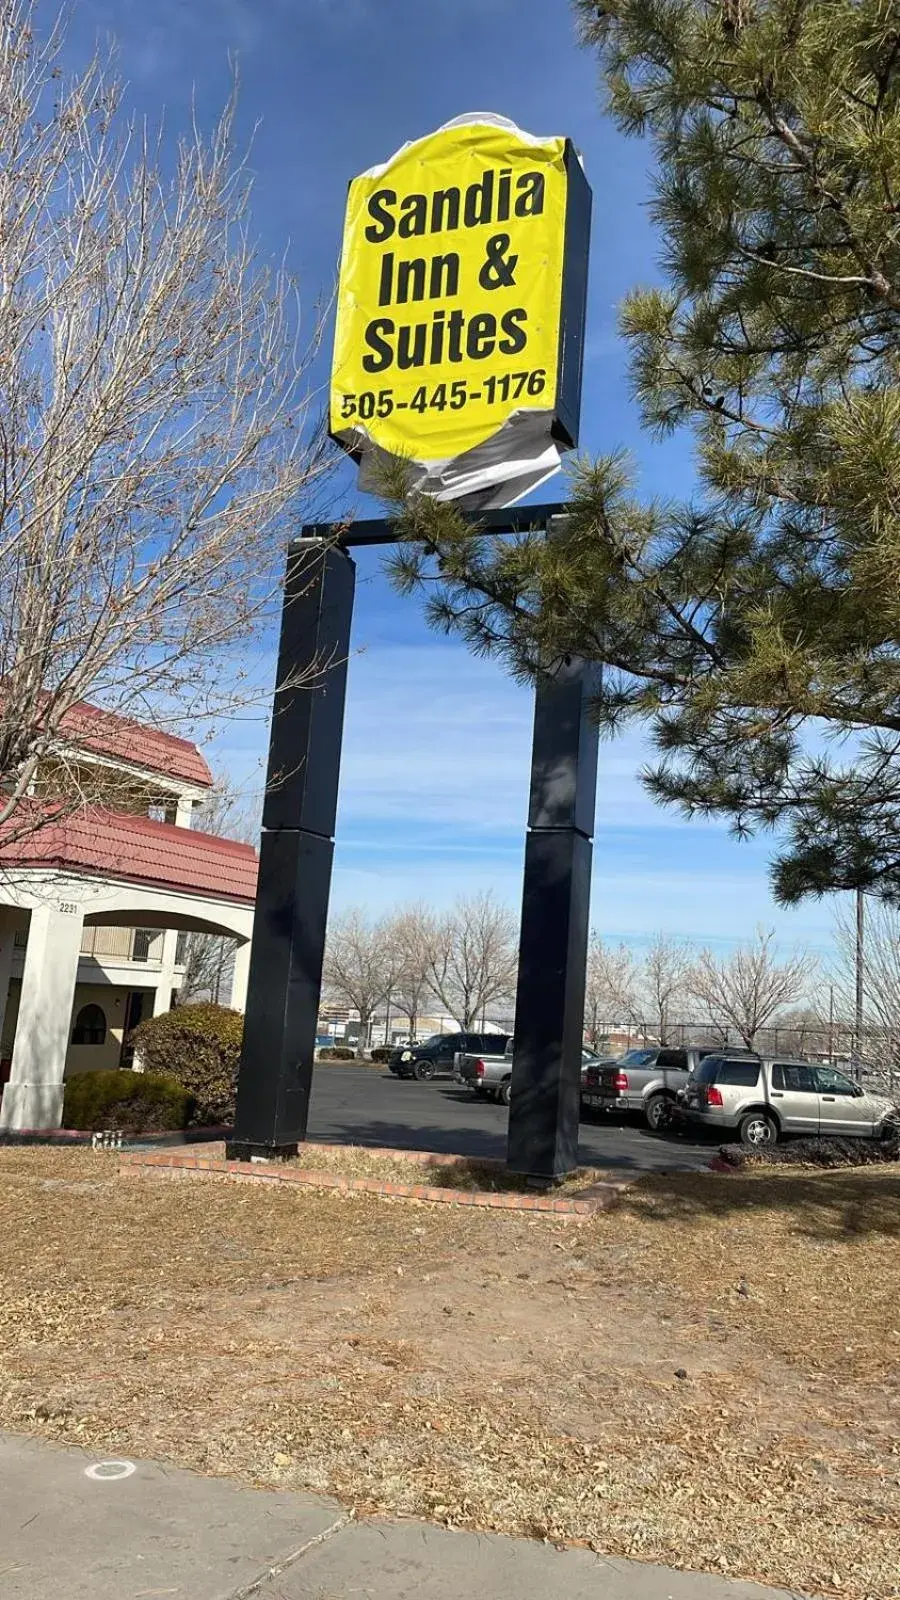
[0,1433,808,1600]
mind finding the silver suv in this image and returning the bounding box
[684,1054,899,1148]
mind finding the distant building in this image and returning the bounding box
[318,1006,512,1048]
[0,704,257,1131]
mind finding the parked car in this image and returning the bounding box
[390,1031,510,1081]
[581,1045,729,1130]
[459,1043,607,1107]
[683,1054,900,1147]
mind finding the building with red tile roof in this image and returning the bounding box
[57,703,214,791]
[2,809,257,905]
[0,711,257,1133]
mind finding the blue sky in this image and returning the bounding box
[54,0,838,955]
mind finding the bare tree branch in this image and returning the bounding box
[427,892,518,1031]
[0,1,336,846]
[637,935,694,1045]
[323,908,398,1057]
[583,935,638,1049]
[388,904,439,1043]
[177,779,259,1004]
[689,928,818,1047]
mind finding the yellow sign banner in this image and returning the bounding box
[330,115,590,508]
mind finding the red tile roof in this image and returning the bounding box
[0,809,257,904]
[59,702,213,789]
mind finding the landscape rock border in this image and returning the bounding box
[119,1141,629,1217]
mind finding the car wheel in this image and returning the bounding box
[739,1111,777,1149]
[644,1092,670,1132]
[497,1078,512,1106]
[414,1060,435,1081]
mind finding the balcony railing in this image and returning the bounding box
[80,926,165,963]
[14,925,164,964]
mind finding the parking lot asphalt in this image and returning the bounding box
[307,1066,716,1175]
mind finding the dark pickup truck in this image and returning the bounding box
[389,1031,510,1081]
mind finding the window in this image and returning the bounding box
[813,1065,857,1096]
[716,1060,761,1086]
[697,1056,761,1087]
[772,1063,817,1093]
[72,1003,106,1046]
[657,1049,688,1069]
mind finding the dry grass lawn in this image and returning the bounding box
[1,1147,899,1600]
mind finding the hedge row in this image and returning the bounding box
[63,1070,193,1133]
[62,1006,404,1133]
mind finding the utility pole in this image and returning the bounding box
[854,888,865,1080]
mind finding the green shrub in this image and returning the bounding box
[129,1003,243,1125]
[63,1070,193,1133]
[318,1045,355,1061]
[369,1045,395,1062]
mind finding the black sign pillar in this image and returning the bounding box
[228,539,355,1160]
[228,504,598,1176]
[506,592,600,1181]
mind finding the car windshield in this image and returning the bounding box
[619,1049,657,1066]
[419,1035,446,1048]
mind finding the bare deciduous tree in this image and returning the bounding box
[772,1006,833,1058]
[637,935,693,1045]
[428,892,517,1031]
[177,781,259,1004]
[583,935,637,1049]
[0,1,333,845]
[689,929,818,1048]
[388,904,438,1043]
[832,899,900,1075]
[323,909,397,1055]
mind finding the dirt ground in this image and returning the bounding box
[1,1148,898,1600]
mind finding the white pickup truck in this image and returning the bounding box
[457,1041,605,1107]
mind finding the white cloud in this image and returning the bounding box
[326,642,836,951]
[337,642,723,835]
[208,635,836,952]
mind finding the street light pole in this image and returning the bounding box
[854,887,865,1080]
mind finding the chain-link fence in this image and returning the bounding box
[586,1020,900,1093]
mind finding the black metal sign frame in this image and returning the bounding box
[228,504,599,1182]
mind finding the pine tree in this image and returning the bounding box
[387,0,900,903]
